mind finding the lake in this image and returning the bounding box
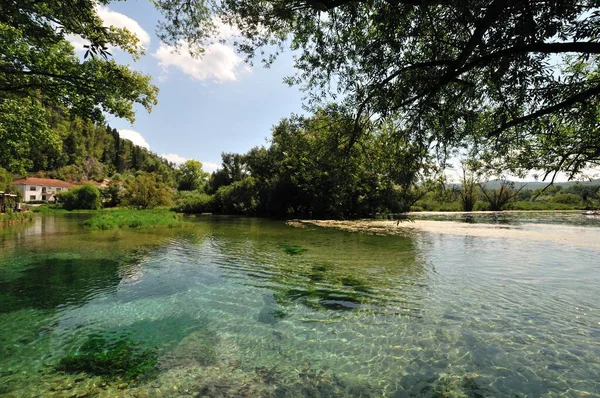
[0,214,599,397]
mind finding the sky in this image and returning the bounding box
[70,2,305,173]
[68,3,598,182]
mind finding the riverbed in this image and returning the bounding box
[0,213,598,397]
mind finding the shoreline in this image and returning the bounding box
[289,218,600,249]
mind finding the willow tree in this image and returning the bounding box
[153,0,600,179]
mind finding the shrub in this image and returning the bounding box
[58,184,102,210]
[214,177,259,215]
[552,193,582,205]
[122,172,173,209]
[172,191,215,213]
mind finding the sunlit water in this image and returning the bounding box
[0,214,599,397]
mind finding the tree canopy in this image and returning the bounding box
[1,0,158,125]
[154,0,600,179]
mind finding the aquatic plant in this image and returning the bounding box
[56,335,158,381]
[83,209,188,230]
[280,244,307,255]
[0,211,33,225]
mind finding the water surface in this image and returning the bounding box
[0,214,599,397]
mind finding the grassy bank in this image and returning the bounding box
[0,212,33,226]
[32,205,94,214]
[83,209,188,230]
[412,199,591,212]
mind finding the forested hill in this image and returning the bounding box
[0,105,177,186]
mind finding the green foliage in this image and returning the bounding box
[59,184,102,211]
[1,1,158,125]
[172,191,215,213]
[0,211,33,225]
[214,177,259,215]
[56,335,158,381]
[122,172,174,209]
[178,107,436,218]
[102,179,124,208]
[552,193,582,205]
[158,0,600,177]
[0,98,61,174]
[83,209,187,230]
[478,179,523,211]
[178,160,209,191]
[0,167,13,192]
[504,201,583,211]
[564,183,600,203]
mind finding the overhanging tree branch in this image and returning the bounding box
[488,84,600,137]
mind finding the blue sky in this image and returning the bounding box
[69,3,598,182]
[74,2,305,172]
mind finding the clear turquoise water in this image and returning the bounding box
[0,214,599,397]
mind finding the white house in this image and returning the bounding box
[12,178,74,202]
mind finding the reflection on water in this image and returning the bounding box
[0,214,599,397]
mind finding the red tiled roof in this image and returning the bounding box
[12,178,74,188]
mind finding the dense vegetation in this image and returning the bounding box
[0,102,178,183]
[414,180,600,212]
[3,1,600,220]
[150,0,600,180]
[83,209,187,230]
[174,108,431,218]
[0,211,33,225]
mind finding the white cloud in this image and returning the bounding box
[161,153,187,165]
[152,18,249,83]
[97,5,150,47]
[118,129,150,150]
[153,42,246,83]
[67,6,150,52]
[202,162,219,173]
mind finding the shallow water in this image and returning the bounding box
[0,214,599,397]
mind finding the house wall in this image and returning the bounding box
[18,185,70,202]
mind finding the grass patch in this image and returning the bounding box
[31,205,95,214]
[0,211,33,225]
[84,209,188,230]
[56,335,158,381]
[280,243,307,255]
[504,201,585,210]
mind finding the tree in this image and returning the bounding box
[478,178,525,211]
[122,172,173,209]
[0,167,13,193]
[157,0,600,178]
[59,184,102,210]
[0,97,61,174]
[1,0,158,128]
[178,160,208,191]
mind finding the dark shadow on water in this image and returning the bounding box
[0,256,125,313]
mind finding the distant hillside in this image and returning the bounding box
[1,104,178,186]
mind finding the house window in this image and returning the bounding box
[42,195,47,201]
[56,188,62,192]
[30,186,37,191]
[29,195,36,200]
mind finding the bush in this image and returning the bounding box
[552,193,582,205]
[214,177,259,215]
[58,184,102,210]
[122,172,173,209]
[172,192,215,213]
